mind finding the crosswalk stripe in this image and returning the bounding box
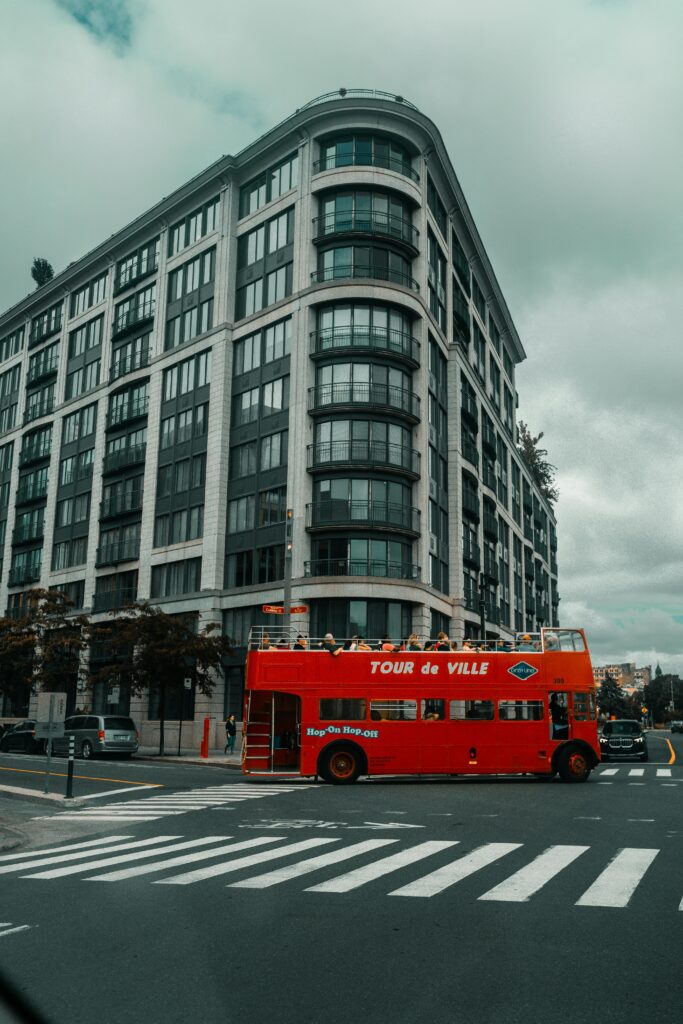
[628,769,645,777]
[575,848,659,907]
[599,768,619,776]
[305,841,457,894]
[0,836,181,876]
[48,815,166,822]
[656,769,672,777]
[156,838,339,886]
[478,845,589,902]
[24,837,232,880]
[87,837,284,882]
[0,835,133,864]
[0,925,31,938]
[229,840,397,889]
[389,843,522,898]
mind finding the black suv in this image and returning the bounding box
[670,721,683,734]
[599,719,648,762]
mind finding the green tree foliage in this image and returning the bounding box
[596,673,630,718]
[517,421,559,505]
[31,258,54,288]
[643,673,683,722]
[90,603,233,755]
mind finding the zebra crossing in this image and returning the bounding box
[2,831,682,910]
[598,767,675,777]
[33,783,315,823]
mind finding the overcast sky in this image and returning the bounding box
[1,0,681,672]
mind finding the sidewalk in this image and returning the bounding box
[135,746,242,769]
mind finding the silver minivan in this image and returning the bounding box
[53,715,139,759]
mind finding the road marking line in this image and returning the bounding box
[390,843,521,898]
[656,768,672,777]
[230,840,397,889]
[91,838,289,883]
[628,819,655,822]
[0,925,31,938]
[478,845,589,902]
[46,815,166,822]
[574,817,601,821]
[77,785,160,801]
[305,841,457,894]
[0,836,181,876]
[156,838,339,885]
[576,848,659,907]
[0,766,162,786]
[0,835,133,864]
[666,739,676,765]
[599,768,619,776]
[628,769,645,777]
[26,837,234,879]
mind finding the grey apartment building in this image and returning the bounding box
[0,89,559,738]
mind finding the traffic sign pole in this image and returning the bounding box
[43,696,54,795]
[65,735,75,800]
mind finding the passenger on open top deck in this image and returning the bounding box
[406,633,423,651]
[294,634,308,650]
[517,634,535,652]
[321,632,343,656]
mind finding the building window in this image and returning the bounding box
[260,430,288,471]
[451,230,470,295]
[317,135,415,178]
[116,239,160,292]
[168,199,220,257]
[65,359,100,400]
[238,208,294,269]
[230,441,257,478]
[0,364,21,398]
[62,402,97,445]
[427,231,447,332]
[31,302,62,343]
[162,350,212,401]
[68,316,104,359]
[235,264,292,320]
[0,326,24,365]
[257,544,285,583]
[51,537,88,571]
[70,272,107,318]
[228,494,255,533]
[239,153,298,219]
[56,493,90,528]
[225,549,253,588]
[427,176,447,237]
[258,485,287,526]
[150,557,202,597]
[232,387,259,426]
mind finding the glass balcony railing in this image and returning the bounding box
[8,564,42,587]
[313,212,418,250]
[27,357,59,385]
[114,256,158,295]
[110,346,151,383]
[29,316,62,348]
[102,443,147,475]
[483,510,498,537]
[99,491,144,519]
[112,301,155,338]
[304,558,420,581]
[461,438,479,467]
[307,440,420,478]
[106,396,149,429]
[16,482,48,505]
[309,382,420,421]
[23,396,55,425]
[306,500,420,534]
[311,326,419,366]
[462,539,480,566]
[312,152,419,182]
[19,441,52,467]
[12,523,44,544]
[95,540,141,567]
[462,490,480,519]
[461,392,478,423]
[91,587,137,612]
[311,265,419,291]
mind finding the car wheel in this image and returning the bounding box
[81,740,93,760]
[557,745,591,783]
[320,746,362,785]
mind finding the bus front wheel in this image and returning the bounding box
[320,747,362,785]
[557,745,591,783]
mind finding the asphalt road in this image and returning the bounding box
[0,732,681,1024]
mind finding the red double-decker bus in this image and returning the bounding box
[242,628,599,784]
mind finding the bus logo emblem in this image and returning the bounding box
[507,661,539,680]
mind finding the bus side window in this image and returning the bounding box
[556,630,586,652]
[450,700,494,721]
[573,692,591,721]
[421,699,445,721]
[319,699,367,721]
[498,700,544,721]
[370,700,417,722]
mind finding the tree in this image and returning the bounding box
[31,258,54,288]
[517,421,559,505]
[643,673,683,722]
[90,603,233,755]
[597,673,630,718]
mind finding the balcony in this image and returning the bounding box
[309,382,420,423]
[12,523,44,545]
[484,602,500,625]
[462,538,480,566]
[19,441,52,467]
[112,300,155,339]
[306,500,420,536]
[461,437,478,468]
[462,489,479,520]
[312,152,419,183]
[550,557,558,575]
[27,356,59,386]
[524,551,535,577]
[535,599,548,620]
[461,391,478,424]
[8,564,42,587]
[311,265,419,292]
[114,256,158,296]
[102,443,147,476]
[15,481,48,506]
[23,396,55,425]
[99,491,144,520]
[313,212,419,255]
[106,396,149,430]
[483,510,498,537]
[482,422,497,454]
[483,555,499,583]
[95,540,141,567]
[536,539,548,560]
[307,440,420,479]
[310,326,419,368]
[29,316,62,348]
[110,346,151,383]
[304,558,420,581]
[92,587,137,613]
[482,463,497,492]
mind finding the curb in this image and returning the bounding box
[0,823,29,853]
[0,783,84,806]
[134,755,241,770]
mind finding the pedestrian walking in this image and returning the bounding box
[224,714,237,754]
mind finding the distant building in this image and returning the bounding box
[593,663,651,695]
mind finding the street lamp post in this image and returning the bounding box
[478,572,486,642]
[283,509,293,637]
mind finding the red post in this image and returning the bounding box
[200,716,210,759]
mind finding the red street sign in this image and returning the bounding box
[262,605,308,614]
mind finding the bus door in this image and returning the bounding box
[548,691,570,742]
[449,699,498,773]
[244,690,300,773]
[419,698,450,773]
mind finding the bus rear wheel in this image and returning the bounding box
[320,747,361,785]
[557,745,590,783]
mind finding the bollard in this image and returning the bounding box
[65,735,75,800]
[200,716,210,759]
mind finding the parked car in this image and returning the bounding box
[670,720,683,733]
[599,719,648,761]
[0,720,46,754]
[52,714,139,759]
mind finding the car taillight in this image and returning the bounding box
[98,729,105,740]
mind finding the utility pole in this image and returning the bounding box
[283,509,293,637]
